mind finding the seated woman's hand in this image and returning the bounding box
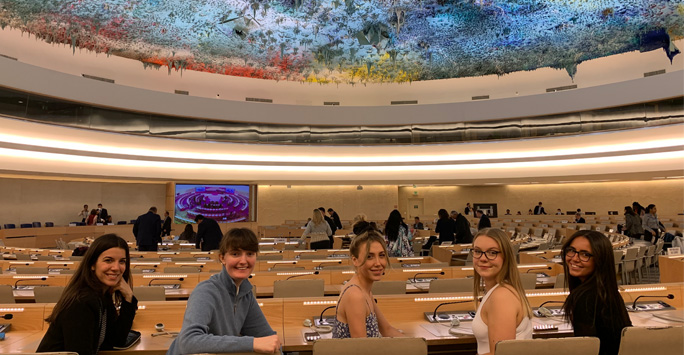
[253,334,281,354]
[114,278,134,303]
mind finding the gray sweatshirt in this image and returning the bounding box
[167,267,276,354]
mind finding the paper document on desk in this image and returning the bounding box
[421,323,474,337]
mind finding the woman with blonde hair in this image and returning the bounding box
[299,209,332,249]
[333,229,403,338]
[471,228,533,355]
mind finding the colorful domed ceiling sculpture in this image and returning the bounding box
[0,0,681,84]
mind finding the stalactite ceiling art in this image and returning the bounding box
[0,0,682,84]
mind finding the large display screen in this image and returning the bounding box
[174,184,253,224]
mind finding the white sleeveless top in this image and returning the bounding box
[471,283,533,354]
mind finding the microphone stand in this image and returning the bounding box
[14,277,47,289]
[286,271,319,280]
[413,271,445,283]
[432,300,473,321]
[631,294,675,311]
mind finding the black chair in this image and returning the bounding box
[117,221,127,225]
[32,222,42,228]
[4,224,16,229]
[76,222,86,226]
[130,220,136,224]
[45,222,54,227]
[20,223,32,228]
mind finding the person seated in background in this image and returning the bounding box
[86,209,98,225]
[561,231,631,355]
[623,206,643,239]
[333,229,404,338]
[299,209,332,249]
[37,234,137,355]
[471,228,533,355]
[476,210,491,230]
[179,223,197,244]
[413,216,424,230]
[504,209,512,215]
[516,211,522,215]
[556,209,563,215]
[574,213,586,224]
[168,228,280,354]
[527,209,533,215]
[384,209,413,257]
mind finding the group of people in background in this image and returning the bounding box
[624,201,675,244]
[132,207,172,251]
[77,203,110,225]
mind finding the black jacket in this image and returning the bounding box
[133,211,162,247]
[196,217,223,251]
[162,216,172,236]
[455,213,473,243]
[477,214,491,231]
[37,291,137,355]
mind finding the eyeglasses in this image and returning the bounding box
[564,247,593,262]
[471,249,500,260]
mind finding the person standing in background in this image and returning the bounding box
[464,203,472,215]
[454,210,474,243]
[162,211,172,237]
[195,214,223,251]
[435,209,456,244]
[328,208,343,230]
[97,203,109,223]
[133,207,162,251]
[319,207,336,245]
[533,202,546,215]
[78,204,89,223]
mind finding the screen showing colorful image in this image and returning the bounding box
[174,184,251,224]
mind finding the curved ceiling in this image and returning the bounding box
[1,116,682,184]
[0,0,681,84]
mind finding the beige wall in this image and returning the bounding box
[1,177,681,229]
[256,185,399,226]
[398,180,684,220]
[0,177,166,226]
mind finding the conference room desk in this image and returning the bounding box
[1,283,682,354]
[1,274,69,288]
[659,255,684,283]
[0,224,136,248]
[430,244,472,264]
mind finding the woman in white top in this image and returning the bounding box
[471,228,533,355]
[299,209,332,249]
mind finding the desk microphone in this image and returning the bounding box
[268,262,297,271]
[536,301,565,317]
[14,277,47,289]
[631,294,674,311]
[319,305,336,323]
[432,300,472,321]
[0,314,13,320]
[413,271,445,283]
[525,267,553,273]
[316,261,342,269]
[148,278,184,286]
[286,271,319,280]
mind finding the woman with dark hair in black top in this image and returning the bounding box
[435,209,455,244]
[37,234,137,355]
[561,230,631,355]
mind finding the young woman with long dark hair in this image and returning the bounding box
[561,230,631,355]
[37,234,137,355]
[384,209,413,257]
